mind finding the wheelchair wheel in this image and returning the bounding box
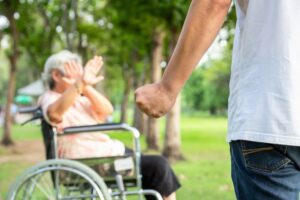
[6,159,111,200]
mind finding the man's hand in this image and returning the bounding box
[83,56,104,85]
[135,83,177,118]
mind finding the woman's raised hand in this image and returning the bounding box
[82,56,104,85]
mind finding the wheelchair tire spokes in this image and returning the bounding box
[6,159,111,200]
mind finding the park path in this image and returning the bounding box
[0,140,44,164]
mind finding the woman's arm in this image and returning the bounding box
[82,85,114,121]
[47,56,104,123]
[47,79,85,124]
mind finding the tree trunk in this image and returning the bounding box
[146,117,160,150]
[209,106,217,115]
[133,104,147,134]
[62,0,76,51]
[2,64,17,146]
[133,76,148,134]
[2,1,19,146]
[146,28,165,150]
[120,73,132,123]
[78,32,88,62]
[133,60,148,135]
[163,96,184,161]
[0,31,2,48]
[163,28,184,160]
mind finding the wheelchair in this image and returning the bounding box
[6,107,163,200]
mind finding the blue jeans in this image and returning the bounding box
[230,140,300,200]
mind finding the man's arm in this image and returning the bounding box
[135,0,232,118]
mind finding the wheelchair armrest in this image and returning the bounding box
[63,123,140,139]
[62,123,142,161]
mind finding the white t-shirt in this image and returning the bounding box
[227,0,300,146]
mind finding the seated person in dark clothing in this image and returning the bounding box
[38,50,181,200]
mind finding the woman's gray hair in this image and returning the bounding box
[42,50,82,89]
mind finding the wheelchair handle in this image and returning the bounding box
[18,106,43,126]
[18,106,40,114]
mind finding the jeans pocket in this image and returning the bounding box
[240,141,291,173]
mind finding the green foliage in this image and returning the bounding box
[183,41,232,114]
[101,0,190,82]
[182,7,236,115]
[224,5,237,32]
[17,0,64,70]
[183,68,205,110]
[202,59,230,114]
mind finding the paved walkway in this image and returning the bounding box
[0,140,44,164]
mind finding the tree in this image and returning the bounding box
[133,61,148,134]
[182,68,205,111]
[163,96,184,161]
[18,0,64,71]
[137,0,189,152]
[103,0,189,153]
[202,58,231,115]
[146,27,165,150]
[202,11,235,115]
[0,0,96,145]
[181,39,233,115]
[182,5,236,114]
[1,0,20,145]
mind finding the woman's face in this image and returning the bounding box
[51,61,84,93]
[51,69,72,93]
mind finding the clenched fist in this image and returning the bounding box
[135,83,177,118]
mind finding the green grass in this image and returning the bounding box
[0,115,235,200]
[0,162,34,199]
[174,116,233,200]
[11,123,42,140]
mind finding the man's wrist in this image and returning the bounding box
[160,79,180,98]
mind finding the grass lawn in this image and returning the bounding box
[0,115,235,200]
[175,116,234,200]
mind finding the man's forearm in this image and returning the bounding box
[161,0,232,95]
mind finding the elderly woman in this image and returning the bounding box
[38,50,180,200]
